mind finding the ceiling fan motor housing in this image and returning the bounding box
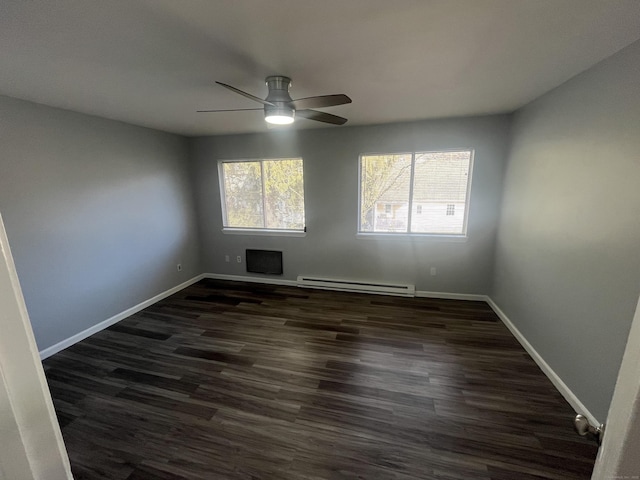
[265,76,293,102]
[264,76,295,119]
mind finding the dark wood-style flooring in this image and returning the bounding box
[43,279,598,479]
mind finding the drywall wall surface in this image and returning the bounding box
[0,96,201,351]
[492,40,640,420]
[191,115,510,294]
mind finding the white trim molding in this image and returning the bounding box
[206,274,487,302]
[39,274,206,360]
[222,228,306,237]
[204,273,297,287]
[1,213,73,479]
[415,290,486,301]
[485,296,600,427]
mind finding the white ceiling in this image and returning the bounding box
[2,0,640,136]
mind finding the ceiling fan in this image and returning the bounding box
[198,76,352,126]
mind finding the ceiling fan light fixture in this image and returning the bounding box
[265,106,295,125]
[265,114,294,125]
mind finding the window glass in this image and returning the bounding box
[222,162,264,228]
[220,158,305,231]
[359,150,472,235]
[360,154,412,233]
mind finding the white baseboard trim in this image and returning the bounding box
[205,275,488,302]
[204,273,298,287]
[39,274,206,360]
[485,296,600,426]
[415,291,487,301]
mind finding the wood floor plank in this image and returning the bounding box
[44,279,598,479]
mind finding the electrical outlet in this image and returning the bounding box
[225,255,230,262]
[236,255,242,263]
[430,267,437,276]
[177,264,182,272]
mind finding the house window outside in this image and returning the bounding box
[385,204,392,215]
[359,150,473,235]
[219,158,305,231]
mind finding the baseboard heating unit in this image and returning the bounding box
[296,276,415,297]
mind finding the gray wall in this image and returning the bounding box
[192,115,510,294]
[0,96,201,352]
[492,40,640,420]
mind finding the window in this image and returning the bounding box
[359,150,473,235]
[219,158,305,231]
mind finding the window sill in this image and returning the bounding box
[222,228,306,237]
[356,232,468,242]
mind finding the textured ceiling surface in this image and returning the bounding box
[2,0,640,136]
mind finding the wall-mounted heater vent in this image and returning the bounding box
[297,276,415,297]
[246,249,283,275]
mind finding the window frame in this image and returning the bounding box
[218,157,306,236]
[357,149,474,238]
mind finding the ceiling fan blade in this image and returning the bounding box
[291,94,352,110]
[215,81,274,106]
[197,108,263,113]
[296,109,348,125]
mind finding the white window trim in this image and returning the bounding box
[221,227,306,237]
[356,232,468,242]
[357,148,474,238]
[218,157,306,235]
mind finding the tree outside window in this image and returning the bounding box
[220,158,305,231]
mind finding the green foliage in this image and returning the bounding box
[263,159,305,229]
[222,159,305,230]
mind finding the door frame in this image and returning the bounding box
[591,290,640,478]
[0,213,72,479]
